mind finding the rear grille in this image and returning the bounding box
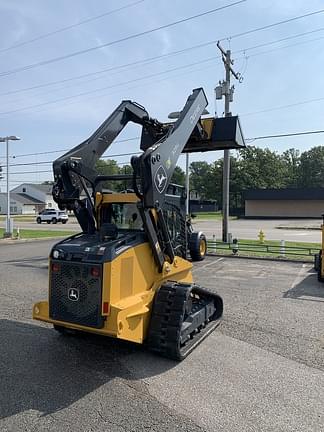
[49,262,104,328]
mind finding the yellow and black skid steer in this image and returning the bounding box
[33,88,245,360]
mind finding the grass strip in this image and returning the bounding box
[193,211,237,221]
[0,228,76,239]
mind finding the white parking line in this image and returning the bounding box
[197,257,224,270]
[290,263,307,289]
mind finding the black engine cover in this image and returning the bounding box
[49,261,104,329]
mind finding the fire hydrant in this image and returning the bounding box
[258,229,265,244]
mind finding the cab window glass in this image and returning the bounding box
[101,203,142,230]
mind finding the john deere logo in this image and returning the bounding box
[154,165,168,193]
[68,288,79,301]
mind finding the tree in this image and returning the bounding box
[282,148,300,188]
[210,156,243,208]
[95,159,121,191]
[297,146,324,188]
[95,160,135,191]
[171,166,185,186]
[189,161,214,200]
[118,164,132,191]
[237,146,287,189]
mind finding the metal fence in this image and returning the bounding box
[207,239,319,260]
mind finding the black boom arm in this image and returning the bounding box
[51,88,236,272]
[52,100,166,211]
[132,88,208,209]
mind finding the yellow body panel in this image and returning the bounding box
[33,241,193,344]
[95,192,139,228]
[96,192,139,205]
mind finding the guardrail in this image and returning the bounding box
[207,239,319,260]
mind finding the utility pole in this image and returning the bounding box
[216,41,241,242]
[185,153,190,216]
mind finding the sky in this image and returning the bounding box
[0,0,324,190]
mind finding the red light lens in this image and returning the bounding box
[91,267,100,278]
[103,302,110,314]
[52,263,60,273]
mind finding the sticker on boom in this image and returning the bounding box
[154,165,168,193]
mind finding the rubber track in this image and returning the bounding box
[147,281,223,360]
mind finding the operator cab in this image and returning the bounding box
[100,202,143,231]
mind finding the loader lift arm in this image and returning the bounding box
[52,88,209,271]
[52,100,166,212]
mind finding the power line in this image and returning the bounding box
[0,1,246,78]
[2,158,134,175]
[2,127,324,180]
[2,32,324,122]
[242,96,324,117]
[0,61,218,120]
[11,137,140,158]
[235,26,324,55]
[0,4,324,82]
[244,34,324,60]
[9,170,53,175]
[4,129,324,168]
[6,152,141,168]
[0,0,145,54]
[3,25,324,100]
[219,8,324,42]
[2,31,323,117]
[0,57,217,116]
[6,159,133,174]
[3,34,323,115]
[1,22,324,119]
[0,41,220,98]
[246,129,324,142]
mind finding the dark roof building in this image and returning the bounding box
[244,188,324,218]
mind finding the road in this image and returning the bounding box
[0,240,324,431]
[4,218,322,243]
[194,218,322,243]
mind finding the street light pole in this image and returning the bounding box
[0,135,20,237]
[6,137,10,235]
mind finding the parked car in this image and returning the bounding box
[36,209,68,224]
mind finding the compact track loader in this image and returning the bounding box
[33,88,245,360]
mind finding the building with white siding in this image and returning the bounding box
[0,183,56,215]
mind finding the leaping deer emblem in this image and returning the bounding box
[69,289,79,301]
[157,172,166,188]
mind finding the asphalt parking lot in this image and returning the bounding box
[0,240,324,431]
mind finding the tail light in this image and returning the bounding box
[51,262,60,273]
[103,302,110,314]
[91,266,100,278]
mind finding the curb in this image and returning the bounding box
[276,226,320,231]
[206,252,315,264]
